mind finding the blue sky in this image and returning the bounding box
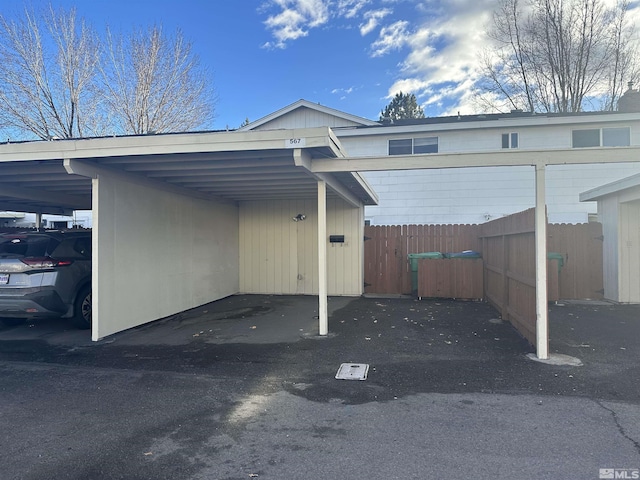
[6,0,638,130]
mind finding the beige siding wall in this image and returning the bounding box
[239,198,363,295]
[600,196,620,302]
[254,108,364,130]
[619,201,640,302]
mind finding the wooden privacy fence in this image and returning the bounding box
[481,209,546,344]
[364,224,481,295]
[417,257,484,300]
[364,219,603,299]
[364,214,604,345]
[547,222,603,300]
[481,213,604,345]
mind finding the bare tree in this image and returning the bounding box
[600,0,639,111]
[0,7,216,140]
[0,6,102,139]
[101,26,215,135]
[479,0,638,113]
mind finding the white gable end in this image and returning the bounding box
[248,106,365,130]
[241,99,377,132]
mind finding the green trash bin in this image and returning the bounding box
[547,252,565,273]
[408,252,444,293]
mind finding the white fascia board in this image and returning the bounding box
[239,99,378,132]
[350,172,379,205]
[316,173,361,208]
[0,128,337,163]
[293,149,359,207]
[580,171,640,202]
[333,112,640,138]
[310,146,640,173]
[327,128,348,158]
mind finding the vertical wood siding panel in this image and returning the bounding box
[629,205,640,302]
[288,200,298,294]
[328,198,338,294]
[273,201,283,293]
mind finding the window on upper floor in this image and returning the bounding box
[501,132,519,149]
[389,137,438,155]
[388,138,412,155]
[572,127,630,148]
[603,127,631,147]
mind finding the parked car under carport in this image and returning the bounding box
[0,230,92,329]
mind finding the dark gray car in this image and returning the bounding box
[0,230,92,329]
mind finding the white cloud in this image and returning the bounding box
[338,0,371,18]
[261,0,395,47]
[381,0,640,116]
[370,20,410,56]
[262,0,330,48]
[264,0,631,115]
[331,86,355,95]
[359,8,392,35]
[382,1,496,114]
[258,0,502,113]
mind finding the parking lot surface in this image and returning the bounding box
[1,295,639,479]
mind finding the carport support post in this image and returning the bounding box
[35,212,42,231]
[535,164,549,359]
[318,179,328,336]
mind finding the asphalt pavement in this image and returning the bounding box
[0,295,639,480]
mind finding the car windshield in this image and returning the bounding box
[0,235,60,258]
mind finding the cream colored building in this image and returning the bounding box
[242,96,640,225]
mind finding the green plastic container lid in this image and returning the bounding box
[547,252,565,270]
[407,252,444,260]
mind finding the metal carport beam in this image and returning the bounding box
[293,148,378,208]
[308,146,640,172]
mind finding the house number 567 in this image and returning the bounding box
[285,138,306,148]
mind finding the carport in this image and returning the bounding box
[2,130,639,359]
[0,128,377,341]
[307,146,640,359]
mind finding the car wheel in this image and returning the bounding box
[71,286,92,330]
[0,317,25,327]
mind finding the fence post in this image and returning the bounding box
[502,234,509,320]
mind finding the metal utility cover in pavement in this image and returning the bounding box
[335,363,369,380]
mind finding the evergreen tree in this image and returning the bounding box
[380,92,425,121]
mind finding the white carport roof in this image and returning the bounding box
[0,127,377,214]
